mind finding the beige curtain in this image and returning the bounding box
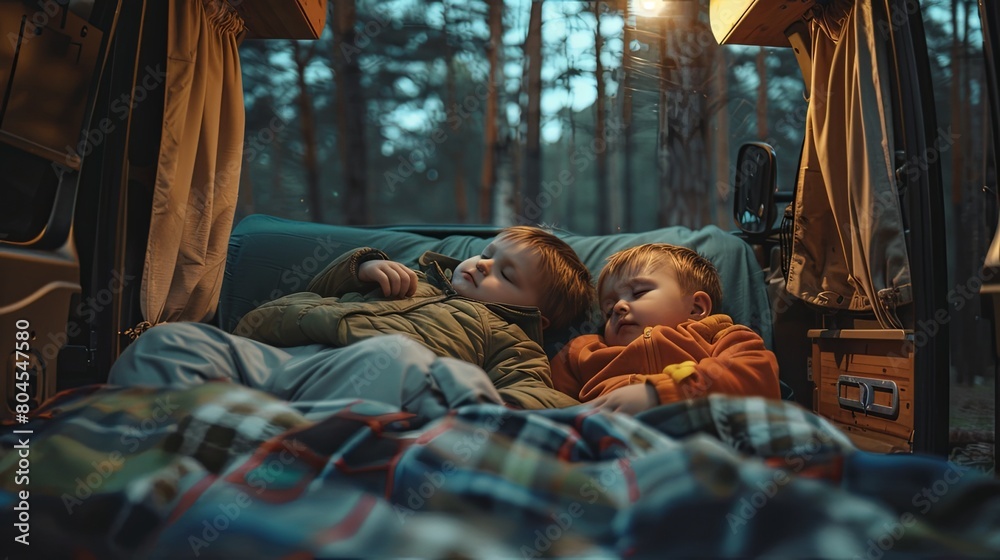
[786,0,912,328]
[141,0,245,325]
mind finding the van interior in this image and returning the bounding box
[2,0,1000,556]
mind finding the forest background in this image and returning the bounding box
[235,0,994,380]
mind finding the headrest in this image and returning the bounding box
[219,214,772,357]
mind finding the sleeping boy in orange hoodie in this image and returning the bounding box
[551,243,780,414]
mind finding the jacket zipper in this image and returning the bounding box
[642,327,656,373]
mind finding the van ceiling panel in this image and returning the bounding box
[710,0,819,47]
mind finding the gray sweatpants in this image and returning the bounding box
[107,322,503,419]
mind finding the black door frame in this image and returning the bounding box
[879,0,950,455]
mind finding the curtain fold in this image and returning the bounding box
[141,0,245,325]
[786,0,912,328]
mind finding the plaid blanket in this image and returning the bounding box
[3,383,999,558]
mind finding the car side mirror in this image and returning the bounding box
[733,142,778,235]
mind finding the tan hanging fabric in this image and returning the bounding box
[786,0,912,328]
[141,0,245,325]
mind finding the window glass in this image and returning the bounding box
[0,145,61,242]
[235,0,806,235]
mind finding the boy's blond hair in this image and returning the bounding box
[496,226,595,331]
[597,244,722,307]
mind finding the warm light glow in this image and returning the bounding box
[636,0,662,17]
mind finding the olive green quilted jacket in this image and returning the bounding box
[235,248,580,409]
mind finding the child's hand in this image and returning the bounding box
[358,260,419,298]
[591,383,659,414]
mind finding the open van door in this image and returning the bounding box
[0,0,121,420]
[712,0,956,455]
[1,0,327,421]
[879,0,951,455]
[979,0,1000,470]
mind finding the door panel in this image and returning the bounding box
[0,0,120,419]
[977,0,1000,470]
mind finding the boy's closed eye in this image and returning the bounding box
[602,288,651,316]
[481,253,515,283]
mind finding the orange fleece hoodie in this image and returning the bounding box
[551,314,780,404]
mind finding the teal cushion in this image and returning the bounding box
[219,215,772,357]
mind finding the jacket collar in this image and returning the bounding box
[418,251,545,345]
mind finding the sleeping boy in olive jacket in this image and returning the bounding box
[235,226,595,410]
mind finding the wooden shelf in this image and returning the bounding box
[808,329,913,341]
[229,0,327,40]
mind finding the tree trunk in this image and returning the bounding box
[656,17,671,227]
[292,41,322,223]
[332,0,369,225]
[950,0,963,207]
[521,0,543,225]
[565,37,578,232]
[479,0,503,223]
[593,1,609,233]
[756,47,768,139]
[714,48,730,228]
[620,0,634,231]
[236,152,255,223]
[494,137,517,226]
[950,0,990,384]
[271,112,286,216]
[658,6,715,229]
[950,0,968,383]
[444,2,468,223]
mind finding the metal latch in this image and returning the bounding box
[836,375,899,420]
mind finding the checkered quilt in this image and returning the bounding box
[3,383,999,558]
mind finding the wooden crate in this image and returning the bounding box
[809,329,915,453]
